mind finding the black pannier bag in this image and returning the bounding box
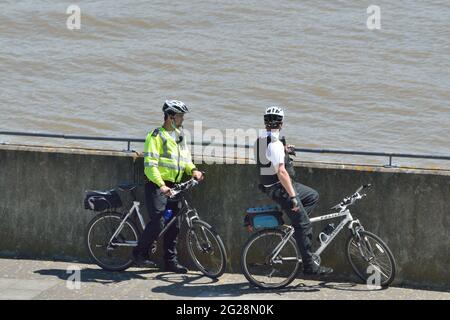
[84,189,123,211]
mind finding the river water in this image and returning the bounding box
[1,1,449,167]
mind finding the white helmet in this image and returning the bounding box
[162,100,189,115]
[264,106,284,128]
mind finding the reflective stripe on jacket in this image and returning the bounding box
[144,126,196,187]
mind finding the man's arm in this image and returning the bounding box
[183,143,203,181]
[276,164,300,212]
[276,164,296,197]
[185,160,197,177]
[269,141,299,212]
[143,131,165,187]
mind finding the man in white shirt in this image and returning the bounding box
[255,106,333,275]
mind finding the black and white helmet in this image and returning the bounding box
[264,106,284,128]
[162,100,189,115]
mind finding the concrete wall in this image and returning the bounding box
[0,144,449,289]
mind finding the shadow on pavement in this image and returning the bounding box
[150,273,385,298]
[34,267,157,284]
[317,281,388,292]
[32,266,388,297]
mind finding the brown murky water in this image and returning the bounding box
[1,1,449,167]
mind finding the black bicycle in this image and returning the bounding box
[84,178,227,279]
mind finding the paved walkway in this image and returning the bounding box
[0,258,448,300]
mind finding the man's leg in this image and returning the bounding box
[267,186,313,266]
[267,185,332,275]
[133,182,166,264]
[293,182,319,217]
[162,199,187,273]
[291,182,333,274]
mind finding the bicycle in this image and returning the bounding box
[84,178,227,279]
[241,184,397,289]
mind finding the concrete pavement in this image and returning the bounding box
[0,258,448,300]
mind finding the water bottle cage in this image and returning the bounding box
[319,232,330,243]
[319,223,336,243]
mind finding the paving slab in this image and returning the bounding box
[0,258,448,300]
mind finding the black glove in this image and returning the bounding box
[289,196,299,210]
[287,147,296,156]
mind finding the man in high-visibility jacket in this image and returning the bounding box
[133,100,204,273]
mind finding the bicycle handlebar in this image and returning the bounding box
[331,184,372,210]
[169,171,205,197]
[355,184,372,194]
[172,178,199,193]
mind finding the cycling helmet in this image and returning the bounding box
[162,100,189,115]
[264,106,284,128]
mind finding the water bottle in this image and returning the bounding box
[318,223,335,244]
[163,209,173,225]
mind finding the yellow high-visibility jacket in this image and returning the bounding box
[144,126,196,187]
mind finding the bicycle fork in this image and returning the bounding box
[352,231,389,278]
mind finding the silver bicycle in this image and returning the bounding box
[84,178,227,279]
[241,184,397,289]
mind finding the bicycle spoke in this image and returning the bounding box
[347,231,396,286]
[187,221,226,278]
[242,230,299,289]
[87,214,138,271]
[369,263,389,279]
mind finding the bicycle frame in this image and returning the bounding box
[108,196,201,248]
[310,209,361,257]
[270,208,363,263]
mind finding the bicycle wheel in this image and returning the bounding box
[86,212,139,271]
[346,230,396,287]
[241,229,300,289]
[186,219,227,278]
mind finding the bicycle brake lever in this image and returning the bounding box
[168,190,180,198]
[330,204,341,210]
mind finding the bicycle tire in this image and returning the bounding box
[186,219,227,278]
[346,230,397,287]
[86,212,139,271]
[241,228,300,289]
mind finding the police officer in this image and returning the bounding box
[133,100,204,273]
[255,106,333,275]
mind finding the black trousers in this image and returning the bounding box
[265,182,319,269]
[133,181,181,263]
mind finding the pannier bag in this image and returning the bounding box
[84,189,123,211]
[244,205,284,230]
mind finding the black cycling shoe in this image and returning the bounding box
[132,253,157,268]
[303,265,334,275]
[164,261,188,274]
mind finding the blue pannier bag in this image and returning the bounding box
[244,205,284,230]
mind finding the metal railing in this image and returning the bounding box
[1,130,450,167]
